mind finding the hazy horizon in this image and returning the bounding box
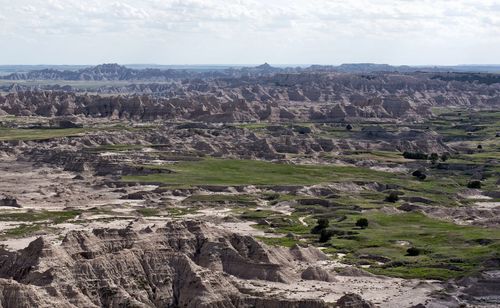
[1,63,500,67]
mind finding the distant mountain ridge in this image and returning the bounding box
[1,63,500,81]
[1,64,201,81]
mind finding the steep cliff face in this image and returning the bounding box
[0,221,329,308]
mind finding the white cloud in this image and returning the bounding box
[0,0,499,64]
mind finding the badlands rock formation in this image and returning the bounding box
[0,220,329,308]
[0,64,498,307]
[1,66,499,123]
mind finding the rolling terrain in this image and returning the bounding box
[0,64,499,307]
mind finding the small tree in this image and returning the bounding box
[385,192,399,203]
[355,218,369,229]
[319,229,334,243]
[346,124,353,131]
[440,153,450,162]
[406,247,421,256]
[311,218,329,234]
[477,144,483,149]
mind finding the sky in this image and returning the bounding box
[0,0,499,65]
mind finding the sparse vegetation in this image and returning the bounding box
[136,208,161,217]
[0,210,81,224]
[0,127,89,141]
[403,151,428,160]
[1,223,42,238]
[385,192,399,203]
[320,212,500,280]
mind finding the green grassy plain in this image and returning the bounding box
[123,158,400,186]
[0,127,89,141]
[324,212,500,279]
[0,210,81,224]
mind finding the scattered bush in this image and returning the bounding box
[346,124,353,131]
[467,180,481,189]
[429,153,439,163]
[406,247,421,256]
[477,144,483,149]
[319,229,335,243]
[440,153,450,162]
[412,170,427,181]
[403,151,428,160]
[311,218,329,234]
[293,126,312,134]
[263,193,280,201]
[385,192,399,203]
[355,218,369,229]
[412,170,423,177]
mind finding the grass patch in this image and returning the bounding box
[122,158,396,186]
[322,211,500,280]
[166,207,198,217]
[241,209,279,220]
[183,194,257,206]
[136,208,161,217]
[0,210,81,224]
[0,127,89,141]
[1,223,42,238]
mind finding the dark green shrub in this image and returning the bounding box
[412,170,427,180]
[346,124,353,131]
[319,229,334,243]
[412,170,423,177]
[311,218,329,234]
[403,152,428,160]
[293,126,311,134]
[355,218,369,229]
[385,192,399,203]
[406,247,421,256]
[467,180,481,189]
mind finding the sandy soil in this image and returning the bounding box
[475,201,500,209]
[237,264,442,307]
